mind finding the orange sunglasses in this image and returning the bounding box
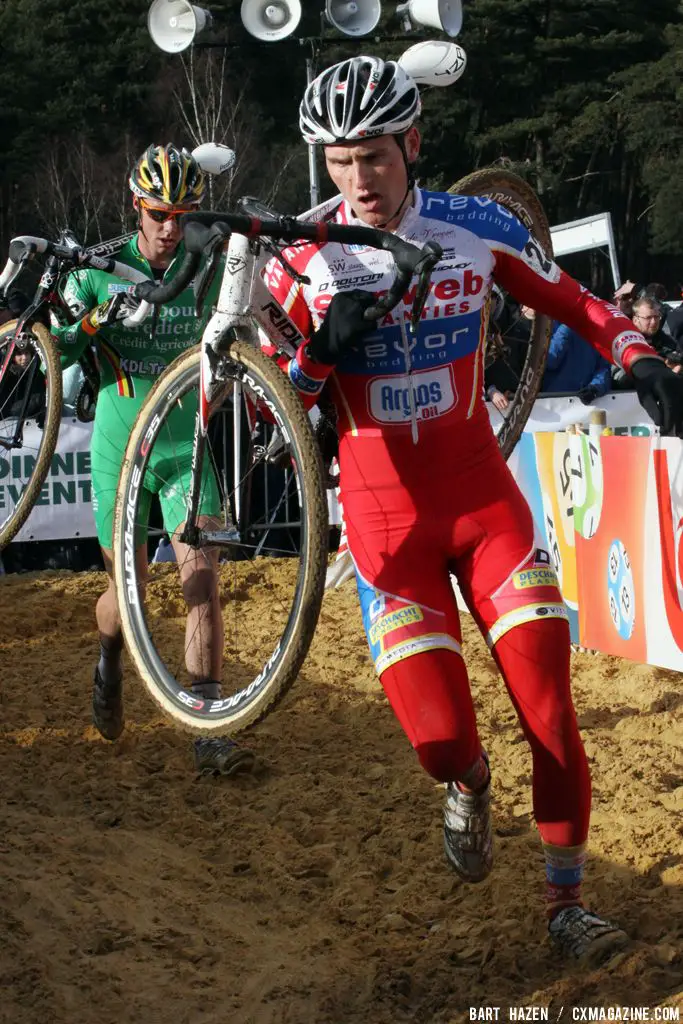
[140,201,198,223]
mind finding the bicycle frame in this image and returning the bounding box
[181,231,307,544]
[0,229,140,447]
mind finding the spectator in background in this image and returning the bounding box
[639,281,668,305]
[484,287,527,413]
[613,295,681,388]
[664,300,683,350]
[613,280,637,318]
[632,296,677,360]
[541,319,611,404]
[639,282,671,333]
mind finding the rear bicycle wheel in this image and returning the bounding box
[448,169,553,458]
[0,319,62,548]
[112,337,328,734]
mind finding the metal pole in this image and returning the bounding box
[305,55,320,208]
[605,212,622,292]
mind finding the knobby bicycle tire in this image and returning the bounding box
[112,337,328,733]
[448,169,553,459]
[0,320,63,549]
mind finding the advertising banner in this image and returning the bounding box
[575,435,649,662]
[512,431,683,671]
[3,418,97,541]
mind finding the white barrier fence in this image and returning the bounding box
[4,393,655,544]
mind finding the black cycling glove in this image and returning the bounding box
[630,357,683,436]
[307,289,378,366]
[577,385,600,406]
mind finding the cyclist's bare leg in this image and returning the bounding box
[171,515,223,685]
[97,545,148,636]
[171,519,254,775]
[97,544,148,680]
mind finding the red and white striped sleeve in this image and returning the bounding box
[491,233,658,373]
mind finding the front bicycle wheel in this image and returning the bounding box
[112,337,328,734]
[0,319,63,548]
[448,169,553,459]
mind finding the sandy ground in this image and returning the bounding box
[0,566,681,1024]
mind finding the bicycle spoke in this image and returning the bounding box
[114,340,327,732]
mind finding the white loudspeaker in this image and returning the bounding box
[396,0,463,38]
[240,0,302,41]
[325,0,381,37]
[398,40,467,86]
[147,0,213,53]
[191,142,236,175]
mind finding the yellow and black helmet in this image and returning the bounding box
[129,143,205,206]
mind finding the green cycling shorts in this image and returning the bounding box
[90,399,221,551]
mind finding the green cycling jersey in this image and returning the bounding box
[52,235,222,548]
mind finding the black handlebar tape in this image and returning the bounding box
[182,218,231,254]
[178,211,426,263]
[133,251,201,304]
[172,211,442,322]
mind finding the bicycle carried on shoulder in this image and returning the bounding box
[0,229,137,547]
[111,200,443,734]
[110,168,553,735]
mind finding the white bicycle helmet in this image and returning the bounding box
[300,56,421,145]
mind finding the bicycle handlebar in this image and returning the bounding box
[0,235,155,324]
[134,250,202,307]
[131,211,443,323]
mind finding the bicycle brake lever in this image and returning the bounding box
[194,231,226,317]
[409,241,442,336]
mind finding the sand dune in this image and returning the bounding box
[0,567,681,1023]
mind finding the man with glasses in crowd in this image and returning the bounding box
[52,143,254,776]
[632,295,683,371]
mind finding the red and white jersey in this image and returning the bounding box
[262,188,653,480]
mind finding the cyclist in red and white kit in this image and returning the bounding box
[263,56,683,961]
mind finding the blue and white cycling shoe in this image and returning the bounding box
[443,774,493,883]
[548,906,628,962]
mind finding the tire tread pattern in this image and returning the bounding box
[0,321,63,549]
[113,338,328,734]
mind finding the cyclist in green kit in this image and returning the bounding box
[52,143,254,776]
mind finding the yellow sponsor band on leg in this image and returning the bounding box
[486,602,568,649]
[375,633,462,675]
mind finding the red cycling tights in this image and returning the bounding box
[344,432,591,849]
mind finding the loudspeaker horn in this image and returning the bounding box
[395,0,462,38]
[147,0,213,53]
[240,0,302,42]
[398,40,466,86]
[325,0,381,37]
